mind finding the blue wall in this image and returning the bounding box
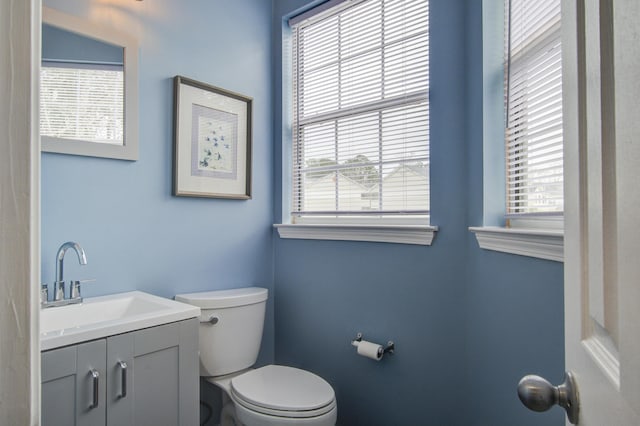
[41,0,275,366]
[272,0,565,425]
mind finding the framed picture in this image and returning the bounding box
[173,76,252,199]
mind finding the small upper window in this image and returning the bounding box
[289,0,430,225]
[504,0,563,225]
[41,62,124,145]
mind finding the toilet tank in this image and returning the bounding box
[175,287,268,377]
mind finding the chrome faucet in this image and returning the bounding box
[43,241,87,307]
[55,242,87,292]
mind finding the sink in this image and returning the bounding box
[40,291,200,351]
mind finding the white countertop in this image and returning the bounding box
[40,291,200,351]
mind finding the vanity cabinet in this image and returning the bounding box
[41,318,198,426]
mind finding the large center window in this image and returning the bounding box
[290,0,430,225]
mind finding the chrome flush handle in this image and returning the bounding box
[200,315,219,325]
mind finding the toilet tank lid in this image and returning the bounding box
[175,287,268,309]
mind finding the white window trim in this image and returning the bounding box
[275,223,437,245]
[469,226,563,262]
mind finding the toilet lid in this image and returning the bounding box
[230,365,335,415]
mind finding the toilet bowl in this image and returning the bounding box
[211,365,336,426]
[175,287,337,426]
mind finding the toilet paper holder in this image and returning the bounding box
[352,332,395,355]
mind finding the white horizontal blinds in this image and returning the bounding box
[40,63,124,145]
[505,0,563,216]
[292,0,429,218]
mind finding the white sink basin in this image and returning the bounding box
[40,291,200,351]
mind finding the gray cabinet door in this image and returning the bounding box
[129,318,199,426]
[106,332,134,426]
[76,340,107,426]
[42,345,76,426]
[42,340,107,426]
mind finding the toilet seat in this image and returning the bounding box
[230,365,336,419]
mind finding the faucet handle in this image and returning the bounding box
[54,280,65,301]
[70,281,81,299]
[40,284,49,305]
[70,279,96,300]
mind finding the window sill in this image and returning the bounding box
[469,226,563,262]
[274,224,438,245]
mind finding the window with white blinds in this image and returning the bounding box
[290,0,429,223]
[40,62,124,145]
[505,0,563,218]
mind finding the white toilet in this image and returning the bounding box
[175,287,337,426]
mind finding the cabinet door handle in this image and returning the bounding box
[89,369,99,409]
[117,361,128,399]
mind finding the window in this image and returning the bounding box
[40,62,124,145]
[469,0,564,261]
[504,0,563,225]
[289,0,430,226]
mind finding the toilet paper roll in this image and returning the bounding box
[355,340,384,361]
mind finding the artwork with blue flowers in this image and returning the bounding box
[191,104,238,180]
[173,76,252,199]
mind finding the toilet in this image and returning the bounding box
[175,287,337,426]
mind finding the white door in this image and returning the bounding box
[563,0,640,424]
